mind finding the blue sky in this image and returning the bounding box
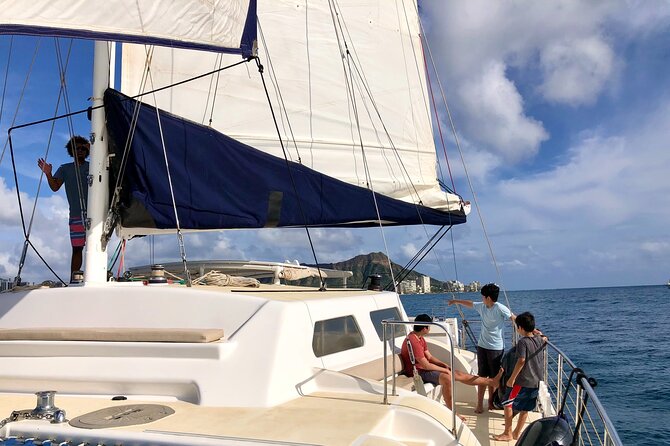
[1,1,669,291]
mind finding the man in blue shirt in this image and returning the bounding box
[448,283,515,413]
[37,135,90,281]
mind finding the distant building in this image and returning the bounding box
[399,279,417,294]
[464,281,481,293]
[0,278,13,292]
[445,280,464,292]
[420,275,431,293]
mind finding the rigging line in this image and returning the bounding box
[0,38,40,168]
[416,29,464,287]
[344,49,461,290]
[342,4,464,290]
[257,20,301,163]
[15,39,71,278]
[325,0,363,186]
[398,0,434,188]
[6,40,41,239]
[420,33,456,193]
[305,0,315,166]
[327,0,398,293]
[106,45,154,219]
[22,39,74,267]
[54,38,87,228]
[419,18,511,314]
[145,55,192,287]
[0,36,13,167]
[386,225,449,290]
[388,224,453,290]
[8,137,66,286]
[387,225,446,289]
[329,2,426,206]
[254,56,325,290]
[7,57,251,134]
[107,239,122,271]
[202,52,222,125]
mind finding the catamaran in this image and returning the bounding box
[0,1,622,445]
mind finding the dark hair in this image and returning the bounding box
[413,313,432,332]
[515,312,535,332]
[481,283,500,302]
[66,135,90,157]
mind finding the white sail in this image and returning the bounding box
[0,0,254,53]
[120,0,465,212]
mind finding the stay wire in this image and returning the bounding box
[18,38,75,284]
[144,51,192,287]
[329,0,464,294]
[7,58,251,135]
[418,18,511,314]
[327,0,398,292]
[0,36,13,168]
[257,20,302,163]
[54,39,88,227]
[254,56,325,290]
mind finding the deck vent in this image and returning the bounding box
[69,404,175,429]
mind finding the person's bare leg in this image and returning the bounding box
[492,405,514,441]
[439,371,466,421]
[475,384,486,413]
[455,367,503,388]
[487,384,496,410]
[513,411,529,439]
[71,246,83,277]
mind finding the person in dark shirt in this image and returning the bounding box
[37,135,90,280]
[493,312,547,442]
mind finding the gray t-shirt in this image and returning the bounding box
[515,335,544,388]
[54,161,89,218]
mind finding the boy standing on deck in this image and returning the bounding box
[447,283,515,413]
[493,312,546,442]
[37,135,90,281]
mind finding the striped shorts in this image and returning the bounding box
[69,217,86,247]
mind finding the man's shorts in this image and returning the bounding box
[477,346,503,378]
[418,369,442,386]
[69,217,86,248]
[502,385,538,412]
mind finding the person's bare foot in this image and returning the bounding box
[488,403,496,411]
[457,413,467,422]
[512,430,522,440]
[474,406,484,414]
[492,433,513,441]
[492,368,504,389]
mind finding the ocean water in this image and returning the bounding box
[401,285,670,446]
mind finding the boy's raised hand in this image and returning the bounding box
[37,158,52,176]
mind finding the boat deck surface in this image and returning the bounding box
[0,390,542,445]
[456,399,542,446]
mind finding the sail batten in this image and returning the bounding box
[0,0,257,56]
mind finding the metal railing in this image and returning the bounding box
[544,341,623,446]
[455,319,622,446]
[381,319,458,438]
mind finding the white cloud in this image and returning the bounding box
[538,36,615,105]
[458,62,548,161]
[401,243,418,258]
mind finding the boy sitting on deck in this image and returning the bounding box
[493,312,547,442]
[401,314,503,420]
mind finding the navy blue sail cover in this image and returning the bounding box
[104,89,467,230]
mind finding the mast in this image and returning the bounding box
[84,41,113,285]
